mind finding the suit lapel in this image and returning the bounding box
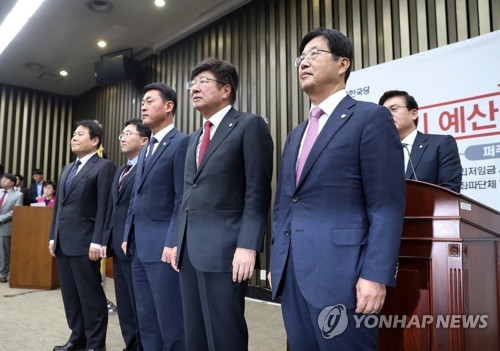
[407,131,428,178]
[197,108,239,175]
[64,154,99,199]
[117,165,136,201]
[114,164,126,200]
[139,128,176,186]
[296,95,354,188]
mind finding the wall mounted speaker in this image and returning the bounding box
[94,55,138,86]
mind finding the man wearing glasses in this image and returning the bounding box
[379,90,462,193]
[100,119,150,351]
[269,28,406,350]
[170,58,273,351]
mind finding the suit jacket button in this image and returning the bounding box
[292,196,299,203]
[284,229,291,236]
[193,183,198,188]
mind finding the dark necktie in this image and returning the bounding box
[64,160,81,195]
[198,120,213,167]
[296,107,324,184]
[118,162,132,191]
[0,190,7,209]
[144,137,158,169]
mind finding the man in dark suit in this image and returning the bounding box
[170,58,273,351]
[27,168,45,203]
[379,90,463,192]
[48,120,115,351]
[122,83,187,350]
[101,119,150,351]
[269,28,406,350]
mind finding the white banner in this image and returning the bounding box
[347,30,500,211]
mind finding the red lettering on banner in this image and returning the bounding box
[420,92,500,140]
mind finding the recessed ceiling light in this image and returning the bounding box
[154,0,165,7]
[97,40,107,48]
[86,1,113,13]
[59,70,68,77]
[25,62,45,70]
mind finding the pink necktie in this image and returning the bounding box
[198,120,213,167]
[0,190,6,209]
[296,107,324,184]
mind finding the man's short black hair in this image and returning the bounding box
[32,169,43,175]
[3,173,16,183]
[143,83,177,116]
[76,120,104,148]
[299,27,353,83]
[125,118,151,139]
[379,90,419,126]
[15,173,24,182]
[190,58,239,104]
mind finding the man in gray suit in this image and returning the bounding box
[0,173,24,283]
[101,119,150,351]
[49,120,116,351]
[171,58,273,351]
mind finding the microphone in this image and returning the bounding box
[402,143,418,181]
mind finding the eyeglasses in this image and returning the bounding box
[186,77,226,90]
[295,49,332,67]
[118,131,141,140]
[387,105,409,113]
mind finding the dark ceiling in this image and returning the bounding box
[0,0,250,96]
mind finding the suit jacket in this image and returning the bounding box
[176,108,273,273]
[270,94,406,309]
[406,131,462,193]
[123,127,188,262]
[0,189,24,237]
[49,154,116,255]
[27,181,45,203]
[102,163,137,259]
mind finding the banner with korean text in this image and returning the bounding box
[347,30,500,211]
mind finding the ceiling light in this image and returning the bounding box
[86,1,113,13]
[154,0,166,7]
[0,0,46,56]
[59,70,68,77]
[97,40,107,48]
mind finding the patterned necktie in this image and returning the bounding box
[64,160,81,195]
[198,120,213,167]
[0,190,7,209]
[144,137,158,169]
[296,107,324,184]
[118,162,132,191]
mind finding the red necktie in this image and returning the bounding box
[198,120,213,167]
[118,163,132,191]
[296,107,324,184]
[0,190,7,209]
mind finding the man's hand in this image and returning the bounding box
[267,272,272,289]
[355,277,386,314]
[89,246,101,261]
[121,242,127,255]
[100,246,107,258]
[232,248,256,283]
[170,246,179,272]
[48,242,55,257]
[161,247,172,263]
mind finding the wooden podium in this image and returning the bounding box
[379,180,500,350]
[9,206,59,290]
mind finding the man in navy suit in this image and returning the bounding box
[123,83,187,350]
[170,58,273,351]
[49,120,116,351]
[379,90,463,192]
[27,168,45,204]
[269,28,406,350]
[101,119,150,350]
